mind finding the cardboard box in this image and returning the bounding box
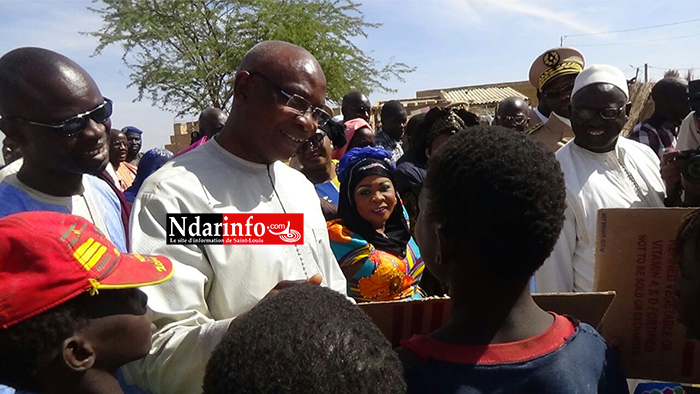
[595,208,699,383]
[359,292,615,345]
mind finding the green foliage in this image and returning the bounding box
[87,0,414,116]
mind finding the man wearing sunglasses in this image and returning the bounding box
[341,91,372,123]
[526,47,585,151]
[127,41,347,394]
[494,97,530,132]
[0,47,126,255]
[534,65,666,293]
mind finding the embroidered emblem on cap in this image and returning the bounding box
[543,51,560,67]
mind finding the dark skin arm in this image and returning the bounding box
[319,198,339,221]
[661,151,700,206]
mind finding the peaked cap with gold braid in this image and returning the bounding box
[528,47,585,91]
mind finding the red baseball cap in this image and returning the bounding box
[0,211,174,329]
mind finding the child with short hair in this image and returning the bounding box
[0,211,173,393]
[398,126,629,393]
[203,284,406,394]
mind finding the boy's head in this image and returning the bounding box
[203,285,406,394]
[0,211,173,391]
[675,210,700,339]
[415,126,566,288]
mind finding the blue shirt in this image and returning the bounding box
[401,314,629,394]
[0,174,126,252]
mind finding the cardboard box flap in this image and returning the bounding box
[532,292,615,328]
[359,292,615,345]
[594,208,699,383]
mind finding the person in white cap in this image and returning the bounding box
[534,64,667,293]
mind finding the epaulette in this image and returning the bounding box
[526,123,544,136]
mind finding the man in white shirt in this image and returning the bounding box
[535,64,667,293]
[125,41,347,393]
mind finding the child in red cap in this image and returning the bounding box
[0,211,173,393]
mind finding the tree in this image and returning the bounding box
[87,0,414,116]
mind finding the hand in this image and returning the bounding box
[271,273,323,292]
[228,274,323,332]
[661,150,682,190]
[661,150,683,205]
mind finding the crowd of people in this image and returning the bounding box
[1,39,700,393]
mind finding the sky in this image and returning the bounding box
[1,0,699,161]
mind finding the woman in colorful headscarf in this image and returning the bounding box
[328,146,424,302]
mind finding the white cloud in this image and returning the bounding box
[473,0,602,34]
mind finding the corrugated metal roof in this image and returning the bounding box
[376,96,442,108]
[440,86,528,106]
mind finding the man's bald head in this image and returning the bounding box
[0,47,100,119]
[652,77,687,101]
[237,41,326,92]
[220,40,328,164]
[495,97,530,132]
[198,108,228,138]
[341,91,371,122]
[651,77,690,123]
[0,47,110,185]
[497,97,528,116]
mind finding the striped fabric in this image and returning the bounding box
[628,113,679,158]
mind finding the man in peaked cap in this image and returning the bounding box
[526,47,584,151]
[122,126,143,165]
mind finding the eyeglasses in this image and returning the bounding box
[11,98,113,137]
[497,114,527,125]
[572,104,627,120]
[541,83,575,99]
[296,131,327,154]
[248,72,330,127]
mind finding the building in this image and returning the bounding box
[375,80,536,121]
[165,121,197,154]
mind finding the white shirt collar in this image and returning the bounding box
[552,112,572,127]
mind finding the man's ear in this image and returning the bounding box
[0,118,26,145]
[233,70,254,106]
[61,336,95,372]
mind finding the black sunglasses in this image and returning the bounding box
[248,72,330,127]
[296,131,327,154]
[541,83,575,99]
[12,98,113,136]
